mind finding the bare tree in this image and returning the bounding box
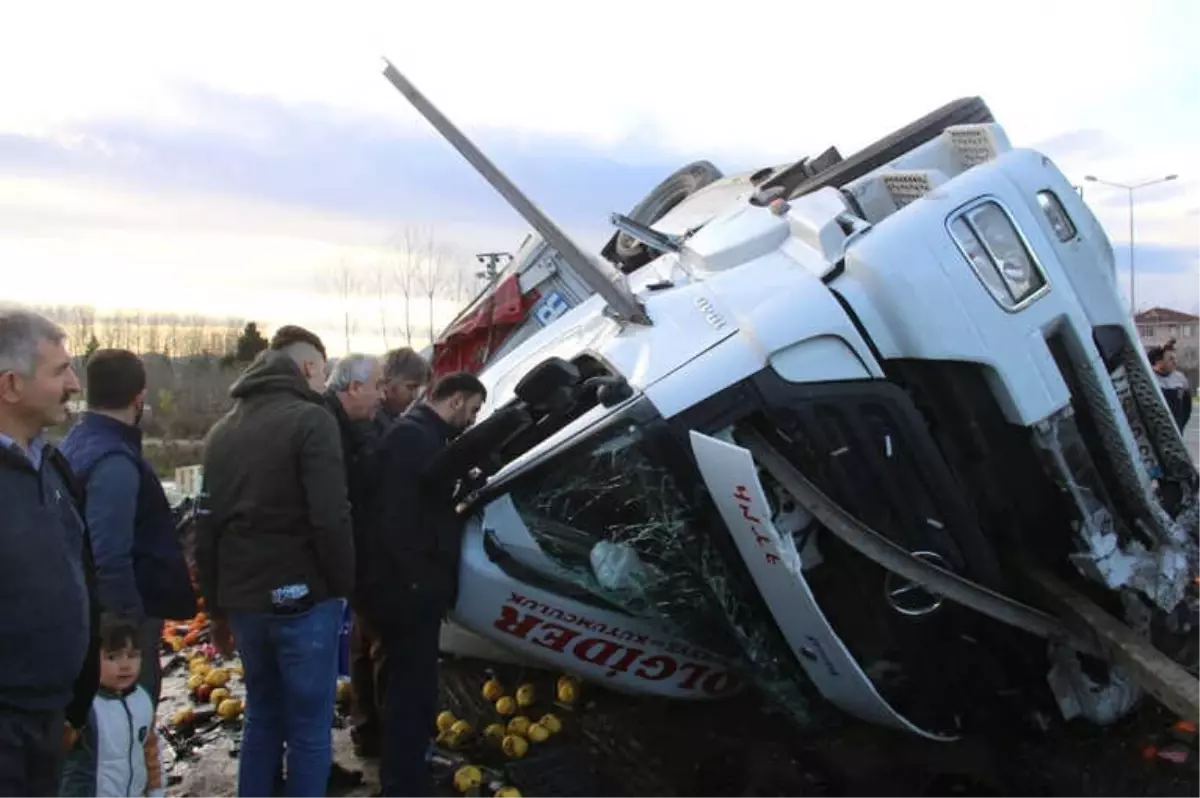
[373,258,391,351]
[392,226,425,347]
[448,257,477,308]
[320,258,360,354]
[421,239,450,345]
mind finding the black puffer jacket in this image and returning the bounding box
[196,351,354,614]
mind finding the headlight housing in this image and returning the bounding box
[948,199,1047,310]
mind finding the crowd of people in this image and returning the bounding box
[0,308,485,797]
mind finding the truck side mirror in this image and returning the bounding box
[514,356,581,412]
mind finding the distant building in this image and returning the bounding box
[1132,306,1200,348]
[1135,307,1199,389]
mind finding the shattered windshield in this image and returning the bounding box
[504,411,739,659]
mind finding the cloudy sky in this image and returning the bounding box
[2,0,1197,354]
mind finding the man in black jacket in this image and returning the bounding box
[348,348,429,759]
[0,309,99,797]
[372,348,432,440]
[362,372,486,797]
[197,326,354,798]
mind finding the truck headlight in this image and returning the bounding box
[948,200,1047,310]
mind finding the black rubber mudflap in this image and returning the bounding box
[504,746,609,797]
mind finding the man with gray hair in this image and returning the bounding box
[196,324,353,798]
[0,309,99,796]
[322,354,383,526]
[348,347,429,759]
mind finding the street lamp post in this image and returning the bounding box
[1084,173,1178,315]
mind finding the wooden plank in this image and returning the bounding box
[1025,565,1199,724]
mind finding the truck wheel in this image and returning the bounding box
[606,160,723,271]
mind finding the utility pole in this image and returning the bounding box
[1084,173,1178,315]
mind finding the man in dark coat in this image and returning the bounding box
[348,348,430,759]
[321,354,383,533]
[360,372,486,797]
[371,348,432,440]
[0,309,99,797]
[59,349,196,706]
[196,326,354,798]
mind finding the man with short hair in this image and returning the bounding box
[361,372,486,797]
[1150,344,1193,432]
[348,348,430,759]
[0,309,99,796]
[59,349,196,706]
[374,348,432,437]
[196,325,354,798]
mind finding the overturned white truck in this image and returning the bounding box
[384,62,1199,741]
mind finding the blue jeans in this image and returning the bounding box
[228,598,342,798]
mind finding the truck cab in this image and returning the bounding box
[410,89,1197,738]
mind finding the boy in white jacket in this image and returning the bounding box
[61,615,165,797]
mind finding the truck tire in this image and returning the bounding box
[603,160,724,272]
[763,96,994,200]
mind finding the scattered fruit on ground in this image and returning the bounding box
[507,716,531,737]
[450,719,473,738]
[169,637,184,652]
[556,676,578,705]
[437,711,458,733]
[495,696,516,716]
[515,684,536,707]
[538,713,562,734]
[482,678,504,702]
[501,734,529,759]
[494,788,521,797]
[483,723,506,744]
[205,668,230,688]
[216,698,244,719]
[186,674,205,692]
[172,708,195,727]
[209,688,230,706]
[436,729,462,749]
[452,765,483,794]
[527,723,550,743]
[195,684,213,703]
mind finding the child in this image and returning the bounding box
[61,614,165,797]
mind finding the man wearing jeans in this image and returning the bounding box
[196,326,354,798]
[360,373,486,796]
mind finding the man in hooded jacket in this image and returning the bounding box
[196,326,354,798]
